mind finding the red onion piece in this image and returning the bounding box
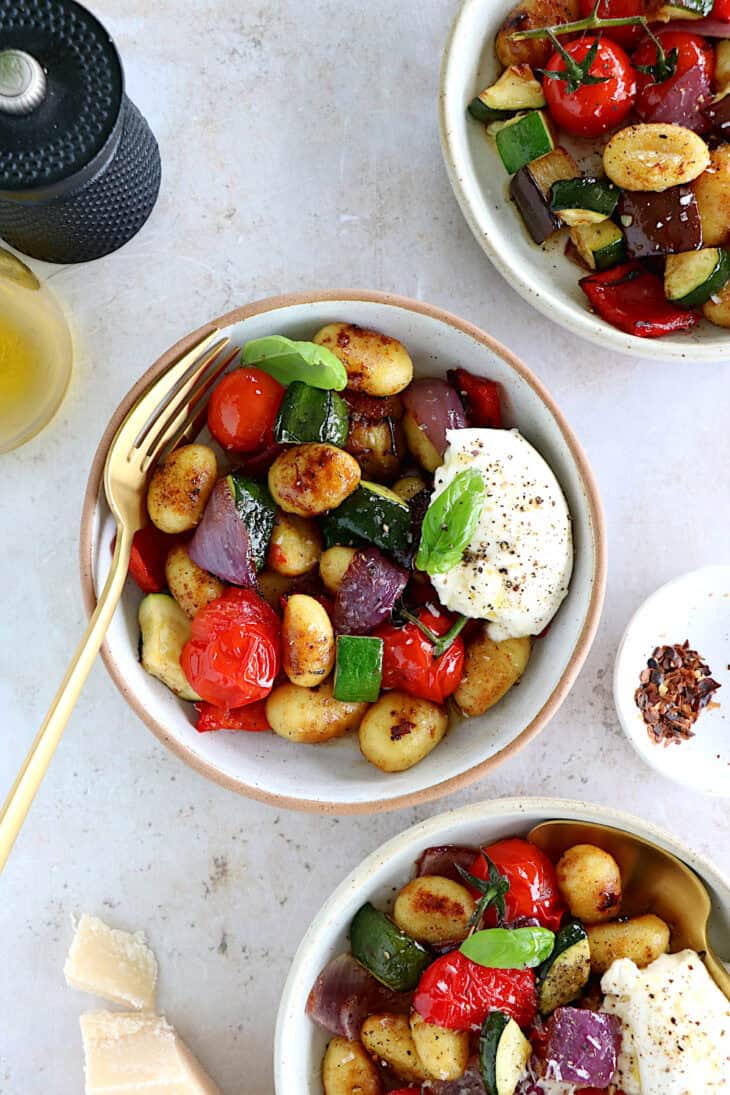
[333,547,408,636]
[426,1060,486,1093]
[402,378,467,458]
[639,66,713,133]
[545,1008,621,1087]
[306,954,412,1040]
[415,845,479,883]
[188,479,256,587]
[662,17,730,37]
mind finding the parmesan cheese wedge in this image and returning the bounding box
[80,1011,222,1094]
[65,914,158,1010]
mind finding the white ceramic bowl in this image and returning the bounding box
[614,565,730,797]
[440,0,730,361]
[80,291,605,813]
[275,795,730,1093]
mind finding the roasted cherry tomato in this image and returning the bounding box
[125,525,178,594]
[468,838,565,931]
[374,609,465,704]
[207,367,284,453]
[413,950,537,1031]
[714,0,730,19]
[447,367,502,428]
[578,0,645,48]
[543,37,636,137]
[181,588,280,708]
[195,699,271,733]
[632,30,714,123]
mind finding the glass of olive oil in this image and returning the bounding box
[0,248,72,454]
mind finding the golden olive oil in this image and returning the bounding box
[0,250,72,453]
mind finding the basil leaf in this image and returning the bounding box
[241,335,347,391]
[460,927,555,970]
[415,468,485,575]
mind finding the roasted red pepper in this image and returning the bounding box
[195,699,271,733]
[126,526,176,594]
[374,609,464,703]
[181,588,280,708]
[447,367,502,428]
[413,950,537,1031]
[467,838,565,931]
[580,262,700,338]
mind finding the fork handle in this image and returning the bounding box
[0,526,133,873]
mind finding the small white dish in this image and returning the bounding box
[439,0,730,361]
[614,565,730,797]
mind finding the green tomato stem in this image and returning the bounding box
[511,9,649,41]
[399,607,468,658]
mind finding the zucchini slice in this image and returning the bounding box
[333,635,383,703]
[509,147,579,244]
[493,111,554,175]
[139,594,200,701]
[227,472,277,571]
[570,221,627,272]
[321,480,412,563]
[349,902,430,992]
[273,381,349,446]
[475,64,545,119]
[664,249,730,309]
[536,921,591,1015]
[480,1011,531,1095]
[550,176,619,227]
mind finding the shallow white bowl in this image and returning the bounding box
[439,0,730,361]
[614,565,730,797]
[274,794,730,1093]
[80,291,605,813]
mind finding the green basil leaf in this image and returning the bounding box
[460,927,555,970]
[241,335,347,391]
[415,468,485,575]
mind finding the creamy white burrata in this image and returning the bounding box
[429,429,573,641]
[601,950,730,1094]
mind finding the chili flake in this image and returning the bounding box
[635,641,721,746]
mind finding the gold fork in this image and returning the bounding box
[0,328,237,872]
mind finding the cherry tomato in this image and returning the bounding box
[468,838,565,931]
[181,588,280,707]
[543,37,636,137]
[195,699,271,732]
[715,0,730,19]
[632,31,714,122]
[413,950,537,1031]
[578,0,645,48]
[374,610,465,703]
[207,367,284,453]
[125,525,178,594]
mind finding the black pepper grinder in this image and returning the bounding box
[0,0,161,264]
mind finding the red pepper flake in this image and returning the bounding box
[635,641,721,746]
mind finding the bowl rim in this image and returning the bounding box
[438,0,730,363]
[79,288,607,813]
[274,793,730,1093]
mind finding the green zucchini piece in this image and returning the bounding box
[664,249,730,309]
[493,111,554,175]
[349,902,430,992]
[470,64,545,124]
[468,97,512,124]
[480,1011,531,1095]
[139,594,200,702]
[654,0,712,16]
[321,481,412,563]
[550,176,619,226]
[227,472,277,571]
[273,381,349,446]
[334,635,383,703]
[570,221,627,272]
[536,921,591,1015]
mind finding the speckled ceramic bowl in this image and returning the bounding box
[439,0,730,361]
[80,291,605,813]
[274,795,730,1093]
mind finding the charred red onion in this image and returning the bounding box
[415,845,479,883]
[188,479,256,587]
[638,66,713,133]
[305,954,412,1040]
[425,1060,486,1093]
[333,547,408,635]
[402,378,467,457]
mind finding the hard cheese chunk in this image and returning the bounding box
[65,915,158,1010]
[80,1011,221,1095]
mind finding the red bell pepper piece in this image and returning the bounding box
[413,950,537,1031]
[127,526,176,594]
[374,610,465,703]
[195,699,271,733]
[580,262,700,338]
[447,367,503,428]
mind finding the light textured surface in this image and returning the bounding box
[0,1,729,1093]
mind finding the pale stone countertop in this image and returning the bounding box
[1,1,729,1092]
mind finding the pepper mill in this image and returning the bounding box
[0,0,161,264]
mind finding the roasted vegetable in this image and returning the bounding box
[509,147,579,243]
[616,186,703,258]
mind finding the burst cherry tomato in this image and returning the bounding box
[181,588,280,708]
[468,838,565,931]
[195,699,271,732]
[413,950,537,1031]
[632,30,714,123]
[374,610,465,703]
[543,37,636,137]
[715,0,730,19]
[207,367,284,453]
[578,0,645,48]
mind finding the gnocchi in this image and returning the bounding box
[586,913,671,974]
[319,545,357,594]
[165,544,224,619]
[358,692,448,772]
[322,1037,382,1095]
[603,124,710,192]
[496,0,579,70]
[346,417,405,482]
[268,443,360,517]
[393,876,475,944]
[267,510,322,576]
[692,145,730,248]
[281,594,335,688]
[454,632,531,718]
[360,1014,428,1083]
[556,844,622,924]
[146,444,217,533]
[313,323,413,396]
[402,412,442,473]
[392,474,427,502]
[409,1012,469,1082]
[266,679,368,744]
